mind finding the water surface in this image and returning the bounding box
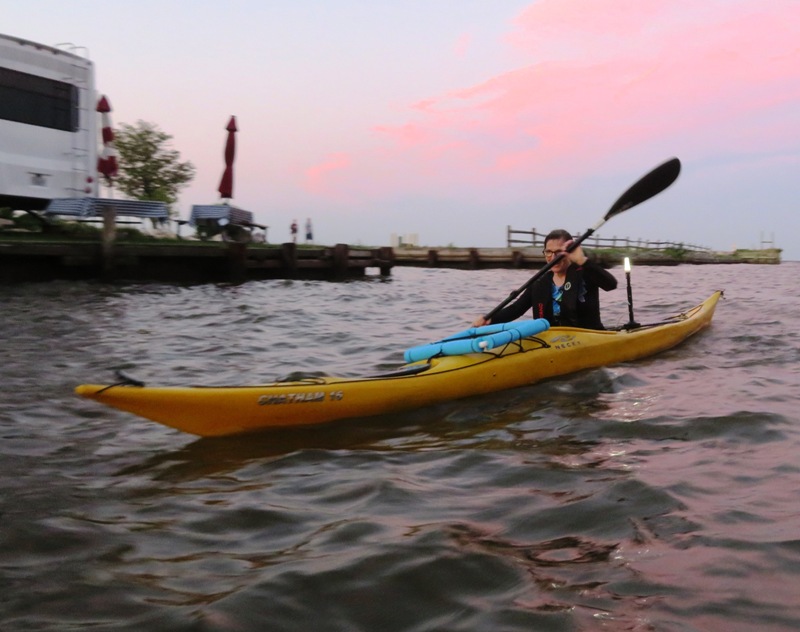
[1,263,798,631]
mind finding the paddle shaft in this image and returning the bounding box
[482,157,681,322]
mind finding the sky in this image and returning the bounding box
[4,0,799,259]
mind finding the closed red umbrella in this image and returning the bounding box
[218,115,237,199]
[96,95,118,186]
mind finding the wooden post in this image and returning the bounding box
[378,246,394,276]
[469,248,480,269]
[333,243,349,278]
[427,249,438,267]
[101,205,116,280]
[281,242,297,277]
[227,242,247,284]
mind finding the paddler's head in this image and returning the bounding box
[543,229,573,274]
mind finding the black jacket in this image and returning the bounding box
[491,259,617,330]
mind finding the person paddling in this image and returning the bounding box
[473,229,617,330]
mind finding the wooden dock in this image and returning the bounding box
[394,247,542,269]
[0,237,781,284]
[0,240,394,284]
[392,245,781,269]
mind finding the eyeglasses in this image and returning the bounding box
[542,249,566,257]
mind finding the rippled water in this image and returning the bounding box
[1,263,799,631]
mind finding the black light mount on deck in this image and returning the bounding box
[623,257,641,330]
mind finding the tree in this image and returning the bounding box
[114,121,196,216]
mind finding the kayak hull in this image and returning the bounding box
[75,291,723,437]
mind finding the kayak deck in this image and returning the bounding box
[75,291,723,437]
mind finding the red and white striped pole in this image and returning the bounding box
[96,95,118,196]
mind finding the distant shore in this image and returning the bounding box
[392,245,781,268]
[0,231,781,285]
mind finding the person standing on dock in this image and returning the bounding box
[473,229,618,330]
[290,219,298,243]
[305,218,313,244]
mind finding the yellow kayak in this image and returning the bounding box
[75,291,722,437]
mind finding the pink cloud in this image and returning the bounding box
[410,99,438,113]
[453,33,472,58]
[506,0,679,55]
[305,152,351,195]
[315,0,800,202]
[373,122,431,147]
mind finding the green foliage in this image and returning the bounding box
[663,244,687,259]
[596,248,627,259]
[0,208,48,232]
[114,121,196,216]
[15,213,45,232]
[732,248,782,263]
[116,227,159,242]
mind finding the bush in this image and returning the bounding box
[57,221,102,238]
[663,244,687,260]
[0,208,50,232]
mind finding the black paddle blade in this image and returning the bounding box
[604,157,681,220]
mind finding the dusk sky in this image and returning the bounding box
[5,1,799,259]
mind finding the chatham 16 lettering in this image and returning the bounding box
[258,390,344,406]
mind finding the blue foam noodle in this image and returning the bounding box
[402,338,478,364]
[477,318,549,350]
[440,322,512,342]
[404,319,549,363]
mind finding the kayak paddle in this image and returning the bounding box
[482,157,681,322]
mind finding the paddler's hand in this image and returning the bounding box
[472,316,490,327]
[564,240,588,266]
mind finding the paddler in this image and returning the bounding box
[473,229,617,330]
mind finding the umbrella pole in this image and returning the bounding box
[101,202,117,280]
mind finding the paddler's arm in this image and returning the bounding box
[566,241,617,291]
[579,257,618,291]
[472,284,534,327]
